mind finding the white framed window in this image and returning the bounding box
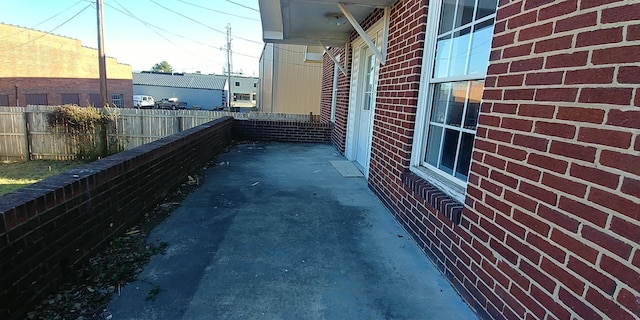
[111,93,123,108]
[237,93,251,100]
[330,54,341,122]
[363,52,376,111]
[411,0,497,201]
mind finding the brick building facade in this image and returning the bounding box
[0,23,133,107]
[316,0,639,319]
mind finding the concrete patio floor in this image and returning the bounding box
[107,142,478,320]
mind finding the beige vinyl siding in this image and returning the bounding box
[259,44,322,115]
[259,44,275,112]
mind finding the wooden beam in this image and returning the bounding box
[319,41,347,76]
[337,2,386,64]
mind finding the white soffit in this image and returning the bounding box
[259,0,397,47]
[304,45,325,63]
[260,0,284,40]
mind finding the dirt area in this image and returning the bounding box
[24,162,213,320]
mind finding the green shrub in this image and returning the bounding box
[47,105,124,160]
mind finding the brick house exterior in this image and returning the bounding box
[317,0,639,319]
[0,23,133,107]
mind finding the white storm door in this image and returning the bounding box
[355,49,376,169]
[345,20,384,176]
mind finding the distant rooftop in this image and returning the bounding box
[133,72,227,90]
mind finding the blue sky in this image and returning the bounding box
[1,0,264,76]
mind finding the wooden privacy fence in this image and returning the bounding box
[0,105,321,161]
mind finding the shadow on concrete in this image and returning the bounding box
[108,143,477,320]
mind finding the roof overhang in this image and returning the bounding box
[259,0,396,71]
[259,0,396,47]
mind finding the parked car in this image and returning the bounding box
[133,95,155,108]
[155,97,187,110]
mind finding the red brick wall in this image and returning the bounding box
[368,0,426,217]
[233,119,331,143]
[329,0,640,319]
[0,117,234,319]
[320,53,334,123]
[0,78,133,107]
[321,47,350,154]
[327,9,387,155]
[466,0,640,318]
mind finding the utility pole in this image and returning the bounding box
[226,23,233,112]
[97,0,108,107]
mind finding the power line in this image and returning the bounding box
[149,0,227,35]
[106,1,208,48]
[226,0,259,12]
[108,0,221,63]
[106,1,261,68]
[176,0,259,21]
[148,0,263,45]
[0,0,86,39]
[111,0,181,47]
[1,3,92,51]
[215,46,324,68]
[107,0,262,65]
[1,1,319,71]
[271,44,327,55]
[36,0,87,26]
[259,57,324,68]
[233,51,259,59]
[232,34,262,45]
[0,9,320,77]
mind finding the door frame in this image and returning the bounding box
[345,19,385,178]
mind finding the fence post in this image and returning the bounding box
[177,116,183,132]
[140,114,144,145]
[23,111,31,161]
[102,122,108,157]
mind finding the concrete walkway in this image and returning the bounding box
[108,143,477,320]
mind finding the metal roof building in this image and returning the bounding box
[133,73,227,90]
[133,72,228,110]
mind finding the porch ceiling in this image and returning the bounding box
[258,0,397,46]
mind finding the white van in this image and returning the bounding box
[133,95,155,108]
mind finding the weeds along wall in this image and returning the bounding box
[0,116,234,319]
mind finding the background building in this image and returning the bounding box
[133,72,227,110]
[133,72,257,111]
[222,75,258,109]
[0,23,132,107]
[258,43,322,114]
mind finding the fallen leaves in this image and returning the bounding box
[25,168,208,320]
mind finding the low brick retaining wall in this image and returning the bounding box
[0,116,234,319]
[234,119,331,143]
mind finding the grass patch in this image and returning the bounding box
[145,285,162,302]
[0,160,84,196]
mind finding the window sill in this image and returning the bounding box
[401,171,464,224]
